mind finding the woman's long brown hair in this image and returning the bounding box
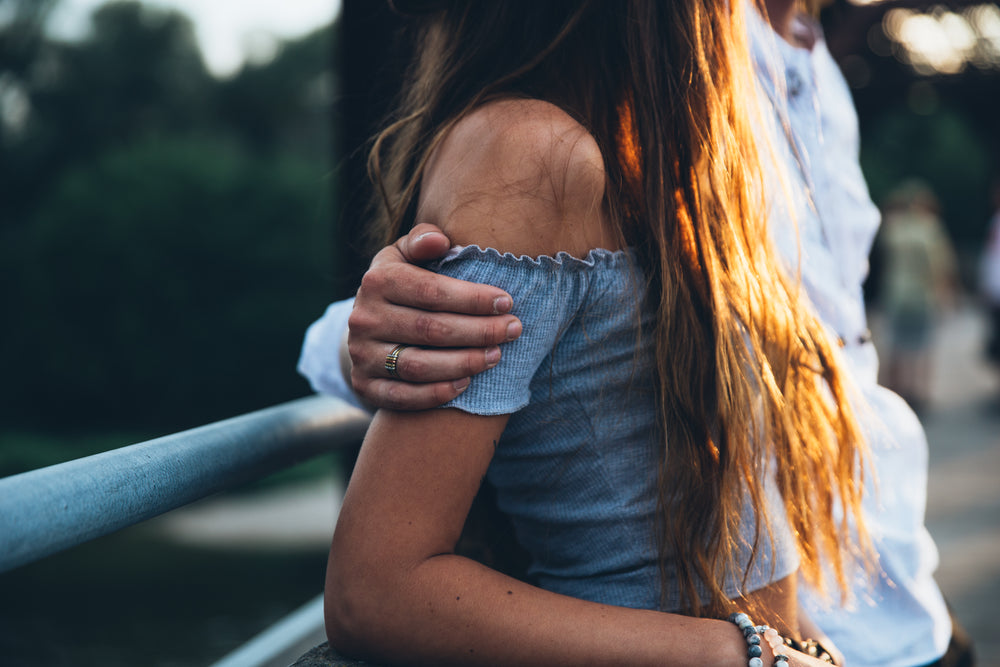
[367,0,871,618]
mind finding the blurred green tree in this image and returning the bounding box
[0,0,57,102]
[1,1,214,225]
[861,105,992,248]
[0,1,339,436]
[216,27,334,161]
[4,136,333,431]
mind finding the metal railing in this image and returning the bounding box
[210,593,327,667]
[0,395,369,573]
[0,395,371,666]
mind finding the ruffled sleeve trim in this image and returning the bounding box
[436,244,634,272]
[431,244,638,417]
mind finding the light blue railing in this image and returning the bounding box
[0,395,371,666]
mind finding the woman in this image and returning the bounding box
[325,2,870,664]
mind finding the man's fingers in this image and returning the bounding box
[348,315,512,373]
[360,259,514,316]
[372,344,502,384]
[347,223,523,413]
[395,223,452,263]
[352,376,473,412]
[349,342,504,411]
[370,224,513,315]
[349,300,521,349]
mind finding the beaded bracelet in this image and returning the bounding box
[785,637,837,665]
[728,612,790,667]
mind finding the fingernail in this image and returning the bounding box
[505,320,522,341]
[492,295,512,314]
[453,377,471,392]
[485,346,501,367]
[414,232,435,243]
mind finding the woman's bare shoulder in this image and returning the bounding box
[417,98,616,258]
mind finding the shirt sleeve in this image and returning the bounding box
[297,297,368,411]
[433,246,591,416]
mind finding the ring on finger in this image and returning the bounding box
[384,344,409,379]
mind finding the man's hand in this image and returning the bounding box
[347,223,523,410]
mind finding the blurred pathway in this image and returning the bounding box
[919,302,1000,664]
[152,475,342,550]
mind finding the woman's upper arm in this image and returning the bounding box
[332,100,607,568]
[330,409,510,570]
[417,98,616,258]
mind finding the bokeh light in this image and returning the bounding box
[875,4,1000,75]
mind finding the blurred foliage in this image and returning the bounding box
[0,0,56,78]
[0,430,151,478]
[4,137,332,429]
[2,2,213,221]
[821,1,1000,259]
[0,1,340,437]
[860,104,993,250]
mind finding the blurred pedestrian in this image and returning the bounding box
[980,179,1000,367]
[876,180,958,413]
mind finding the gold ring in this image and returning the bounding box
[384,344,408,378]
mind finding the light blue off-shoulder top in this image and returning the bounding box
[433,245,798,612]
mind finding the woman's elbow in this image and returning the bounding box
[324,560,384,656]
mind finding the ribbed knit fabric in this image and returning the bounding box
[434,245,798,611]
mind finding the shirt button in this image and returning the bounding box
[787,68,803,98]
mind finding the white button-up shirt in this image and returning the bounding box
[749,10,950,666]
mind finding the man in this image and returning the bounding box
[299,2,971,665]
